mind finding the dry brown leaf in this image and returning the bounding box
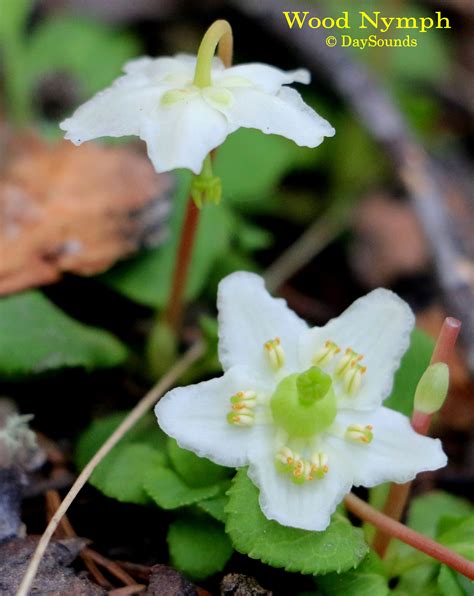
[0,131,171,295]
[0,537,105,595]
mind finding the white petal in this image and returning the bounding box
[140,95,232,174]
[247,429,353,531]
[215,63,310,93]
[123,54,195,80]
[217,272,307,381]
[60,83,165,144]
[214,86,335,147]
[299,289,415,410]
[155,366,269,468]
[334,407,447,486]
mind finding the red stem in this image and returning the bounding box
[164,198,201,331]
[373,316,462,557]
[346,493,474,580]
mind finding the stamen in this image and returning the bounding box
[335,348,367,394]
[343,363,367,394]
[312,340,341,367]
[275,447,299,473]
[345,424,373,444]
[264,337,285,370]
[310,452,329,479]
[230,390,257,409]
[292,459,312,484]
[227,411,254,427]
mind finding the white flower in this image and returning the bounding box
[155,272,447,531]
[60,54,335,174]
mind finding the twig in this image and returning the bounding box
[16,341,204,596]
[373,317,461,556]
[264,208,348,293]
[345,493,474,580]
[233,0,474,372]
[108,586,146,596]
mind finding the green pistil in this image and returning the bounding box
[193,20,233,88]
[270,367,337,438]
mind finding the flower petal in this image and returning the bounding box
[215,63,310,93]
[247,428,353,531]
[155,366,269,468]
[299,289,415,410]
[60,83,166,144]
[214,86,335,147]
[217,272,307,381]
[334,407,447,486]
[141,95,232,174]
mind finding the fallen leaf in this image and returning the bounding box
[220,573,272,596]
[0,131,171,295]
[0,536,105,594]
[145,564,210,596]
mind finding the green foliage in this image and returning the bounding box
[388,491,473,594]
[317,553,389,596]
[144,466,226,510]
[0,291,127,378]
[225,469,368,575]
[215,127,318,206]
[0,0,31,38]
[197,494,229,523]
[27,16,140,97]
[384,329,434,416]
[167,516,233,580]
[76,412,167,504]
[167,438,230,488]
[437,566,465,596]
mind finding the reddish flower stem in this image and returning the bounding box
[373,316,462,557]
[164,198,201,331]
[345,493,474,580]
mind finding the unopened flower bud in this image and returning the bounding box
[414,362,449,415]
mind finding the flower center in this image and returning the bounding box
[270,366,337,438]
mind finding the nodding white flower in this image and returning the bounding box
[156,272,447,531]
[60,53,335,175]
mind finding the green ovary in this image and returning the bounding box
[270,367,337,438]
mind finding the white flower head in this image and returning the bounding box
[156,272,447,531]
[60,20,335,175]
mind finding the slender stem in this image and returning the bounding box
[193,20,233,87]
[345,493,474,580]
[373,316,462,557]
[164,198,201,331]
[16,342,204,596]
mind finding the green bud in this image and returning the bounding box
[414,362,449,415]
[270,367,337,438]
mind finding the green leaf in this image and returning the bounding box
[225,469,368,575]
[438,516,474,561]
[385,329,434,415]
[197,494,229,523]
[103,172,234,308]
[408,492,473,538]
[167,516,233,580]
[75,412,167,504]
[27,16,140,97]
[0,291,127,378]
[167,438,230,488]
[0,0,31,40]
[144,466,224,510]
[317,553,389,596]
[215,128,318,206]
[437,566,466,596]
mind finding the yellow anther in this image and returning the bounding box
[335,348,363,376]
[345,424,373,444]
[310,452,329,479]
[343,363,367,394]
[227,410,254,427]
[230,390,257,408]
[312,340,341,367]
[264,337,285,370]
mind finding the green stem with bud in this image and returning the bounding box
[373,317,461,557]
